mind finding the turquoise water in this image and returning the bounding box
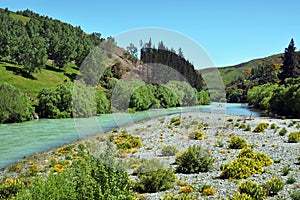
[0,103,259,169]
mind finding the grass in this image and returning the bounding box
[0,62,72,97]
[9,12,30,24]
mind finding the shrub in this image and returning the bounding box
[221,147,273,179]
[17,153,135,199]
[0,83,34,123]
[162,192,199,200]
[188,130,204,140]
[253,123,269,133]
[170,117,181,126]
[262,177,284,196]
[131,158,164,175]
[288,131,300,143]
[281,165,292,176]
[270,123,277,129]
[161,145,179,156]
[0,178,25,199]
[286,176,297,184]
[291,189,300,200]
[279,127,287,136]
[238,180,266,200]
[114,132,142,150]
[227,118,234,122]
[244,124,251,131]
[202,188,216,196]
[228,136,248,149]
[136,168,176,193]
[179,186,193,193]
[230,193,253,200]
[175,145,215,173]
[239,123,247,129]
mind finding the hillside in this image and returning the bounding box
[0,8,137,97]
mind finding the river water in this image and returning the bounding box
[0,103,260,169]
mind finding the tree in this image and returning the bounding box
[126,43,138,58]
[37,82,73,118]
[0,83,34,123]
[279,38,300,81]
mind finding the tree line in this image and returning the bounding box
[139,40,205,91]
[0,9,103,74]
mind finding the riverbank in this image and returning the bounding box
[1,111,300,199]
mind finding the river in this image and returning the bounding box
[0,103,260,169]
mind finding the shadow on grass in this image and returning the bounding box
[5,65,36,80]
[45,65,64,72]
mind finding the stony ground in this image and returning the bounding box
[1,111,300,199]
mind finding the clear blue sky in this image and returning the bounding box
[1,0,300,67]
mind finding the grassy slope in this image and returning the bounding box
[0,62,70,97]
[200,53,284,86]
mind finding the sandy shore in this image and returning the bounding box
[1,111,300,199]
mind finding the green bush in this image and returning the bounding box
[131,158,164,175]
[291,189,300,200]
[288,131,300,143]
[136,168,176,193]
[228,136,248,149]
[16,153,134,199]
[279,127,287,136]
[0,178,25,199]
[244,124,251,131]
[270,123,277,129]
[0,83,34,123]
[161,145,179,156]
[188,130,204,140]
[162,192,199,200]
[230,193,253,200]
[175,145,215,173]
[262,177,284,196]
[170,117,181,126]
[253,123,269,133]
[114,132,142,150]
[221,147,273,179]
[238,180,266,200]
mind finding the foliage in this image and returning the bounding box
[197,90,210,105]
[279,38,300,81]
[131,158,164,175]
[72,81,96,117]
[179,186,194,193]
[175,145,215,173]
[0,83,34,123]
[161,145,179,156]
[166,81,198,106]
[129,84,159,111]
[279,127,287,136]
[238,180,266,200]
[0,178,25,199]
[288,131,300,143]
[228,136,248,149]
[136,168,176,193]
[161,192,199,200]
[14,152,134,199]
[0,9,103,74]
[221,147,273,179]
[202,188,216,196]
[95,87,110,114]
[113,132,142,150]
[229,193,253,200]
[155,84,179,108]
[170,117,181,126]
[253,123,269,133]
[291,189,300,200]
[188,130,204,140]
[262,177,284,196]
[140,42,204,91]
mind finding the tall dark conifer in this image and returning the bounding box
[279,38,300,81]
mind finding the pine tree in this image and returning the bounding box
[279,38,300,81]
